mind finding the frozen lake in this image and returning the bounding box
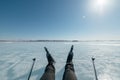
[0,41,120,80]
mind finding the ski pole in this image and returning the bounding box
[28,58,36,80]
[92,57,98,80]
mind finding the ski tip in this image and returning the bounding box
[44,47,49,53]
[44,47,47,50]
[66,45,74,63]
[44,47,55,64]
[70,45,74,52]
[69,45,74,55]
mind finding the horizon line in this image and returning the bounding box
[0,39,120,42]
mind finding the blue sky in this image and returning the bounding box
[0,0,120,40]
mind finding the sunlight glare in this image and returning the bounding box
[89,0,111,15]
[97,0,107,6]
[95,0,108,14]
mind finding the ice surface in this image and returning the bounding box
[0,41,120,80]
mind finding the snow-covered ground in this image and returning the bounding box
[0,41,120,80]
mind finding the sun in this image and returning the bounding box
[90,0,109,14]
[97,0,107,6]
[96,0,107,13]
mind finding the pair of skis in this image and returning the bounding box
[27,46,73,80]
[27,47,98,80]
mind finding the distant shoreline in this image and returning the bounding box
[0,40,120,42]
